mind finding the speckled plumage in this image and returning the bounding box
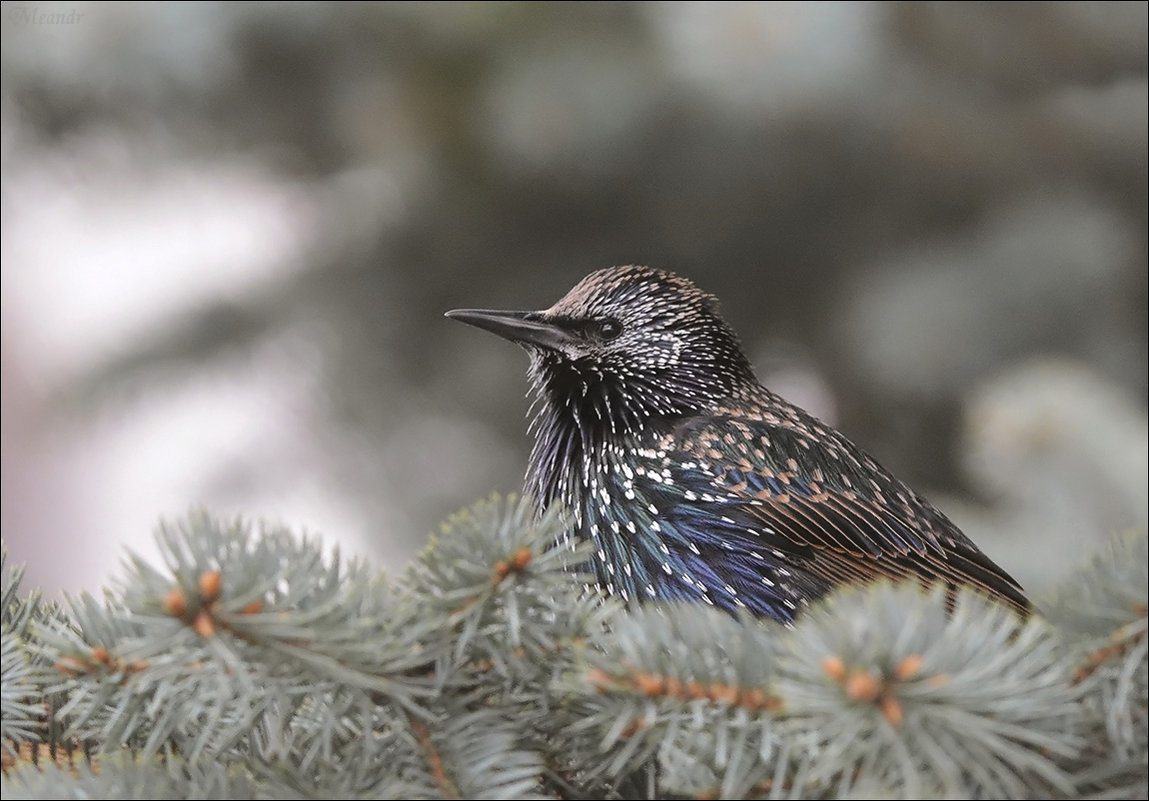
[447,266,1029,623]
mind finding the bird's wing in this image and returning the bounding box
[652,413,1029,616]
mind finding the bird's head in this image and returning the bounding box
[447,266,757,427]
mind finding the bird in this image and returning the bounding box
[446,265,1029,623]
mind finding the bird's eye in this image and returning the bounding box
[597,318,623,340]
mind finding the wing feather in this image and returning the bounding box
[661,414,1029,615]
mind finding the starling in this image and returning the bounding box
[446,266,1029,623]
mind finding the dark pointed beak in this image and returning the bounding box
[444,308,576,351]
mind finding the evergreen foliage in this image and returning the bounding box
[2,499,1145,799]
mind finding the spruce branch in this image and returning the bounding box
[1,506,1145,799]
[397,494,613,799]
[1,752,257,800]
[1,547,58,760]
[27,512,441,763]
[776,583,1084,799]
[1043,530,1148,797]
[402,493,609,679]
[2,549,45,638]
[558,581,1094,799]
[1,630,43,761]
[558,603,785,798]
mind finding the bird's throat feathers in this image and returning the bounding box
[524,352,661,512]
[521,326,758,512]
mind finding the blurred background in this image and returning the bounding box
[2,1,1145,599]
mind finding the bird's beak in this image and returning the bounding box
[444,309,577,351]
